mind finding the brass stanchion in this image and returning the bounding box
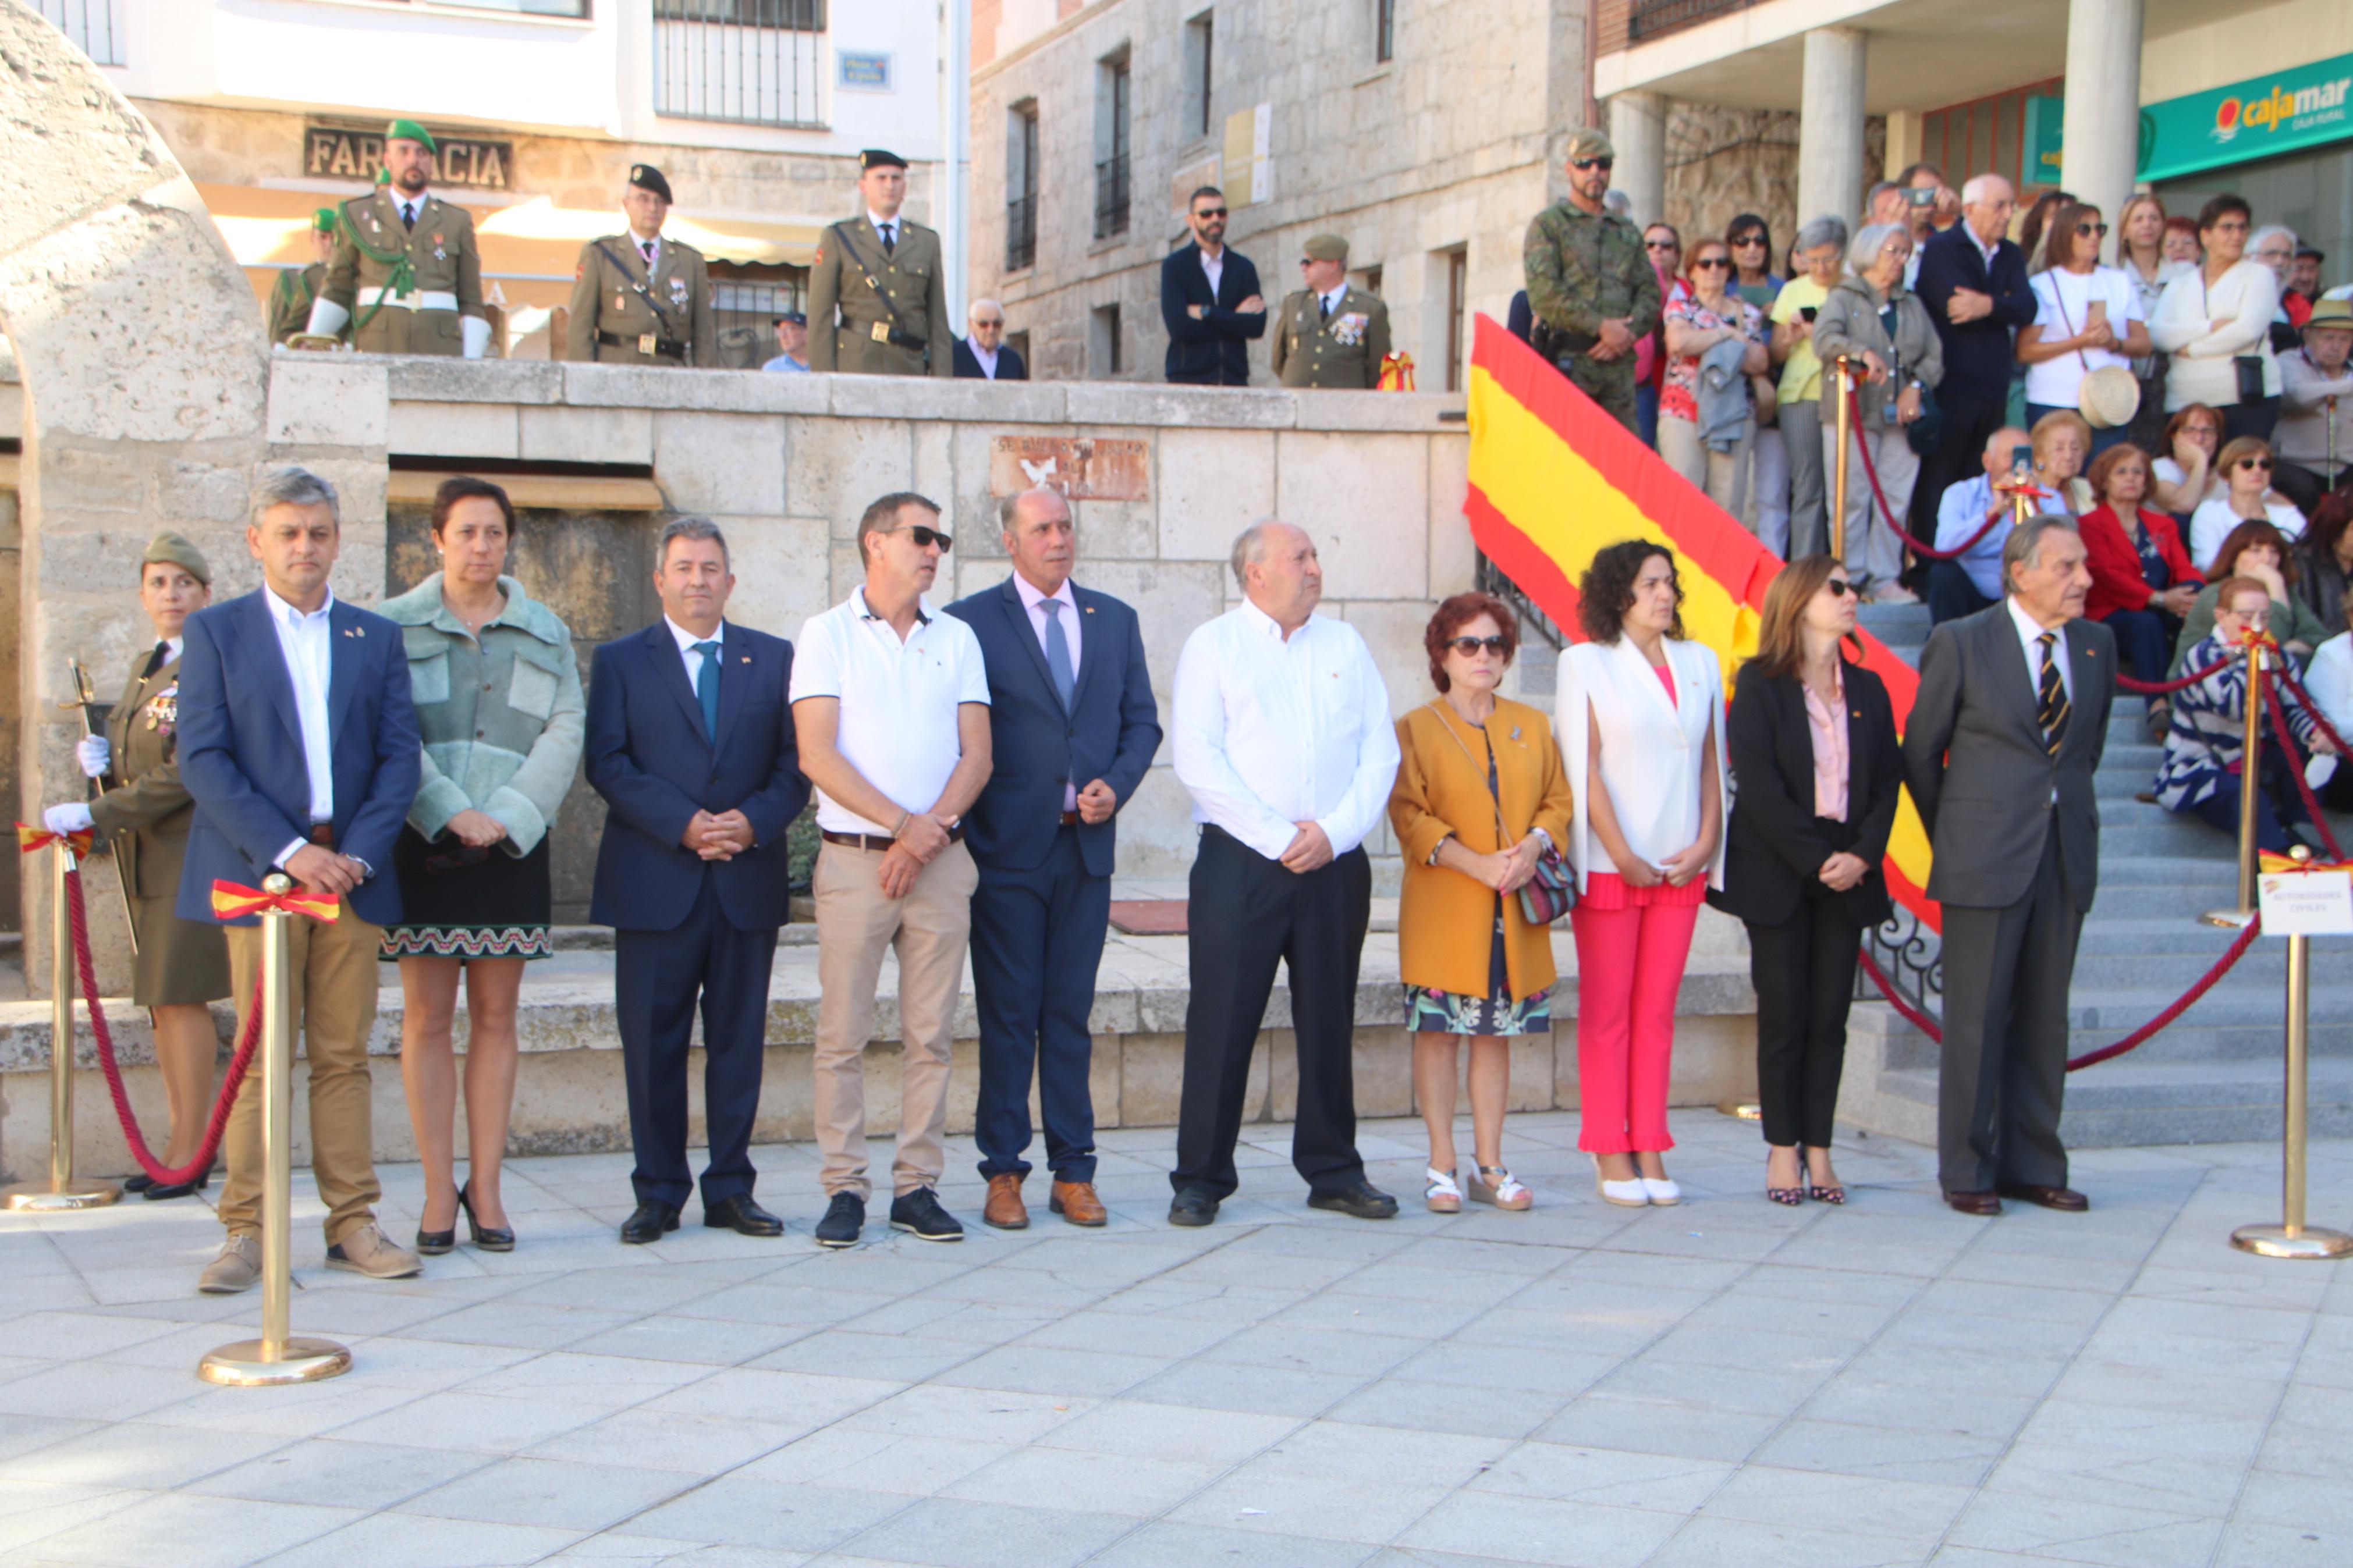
[1829,355,1852,563]
[200,874,350,1386]
[2202,641,2264,929]
[2232,847,2353,1260]
[2,845,120,1211]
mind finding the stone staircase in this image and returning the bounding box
[1838,602,2353,1147]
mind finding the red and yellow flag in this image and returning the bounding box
[1463,313,1938,930]
[210,879,340,923]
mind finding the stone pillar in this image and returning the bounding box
[1797,28,1868,229]
[1609,90,1668,229]
[2060,0,2145,249]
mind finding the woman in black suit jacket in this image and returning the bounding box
[1710,555,1901,1206]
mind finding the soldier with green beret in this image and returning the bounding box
[1270,233,1393,389]
[305,120,489,358]
[806,149,953,376]
[1524,128,1659,432]
[565,163,716,367]
[267,209,343,348]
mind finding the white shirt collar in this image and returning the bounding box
[971,341,999,376]
[163,636,183,663]
[266,584,335,625]
[1013,571,1075,614]
[869,210,900,237]
[1237,596,1306,643]
[1318,282,1348,314]
[665,614,725,653]
[2006,593,2068,654]
[1969,226,2001,268]
[853,585,931,627]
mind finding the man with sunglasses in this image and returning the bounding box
[792,493,993,1249]
[1270,233,1392,388]
[1524,128,1660,433]
[1161,186,1266,385]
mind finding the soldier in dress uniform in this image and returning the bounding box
[266,209,342,347]
[1524,128,1660,433]
[304,120,489,358]
[565,164,716,367]
[806,149,953,376]
[1270,234,1393,389]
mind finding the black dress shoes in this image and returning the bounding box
[1308,1182,1399,1220]
[123,1172,155,1194]
[1944,1189,2003,1217]
[705,1194,785,1237]
[815,1192,865,1249]
[889,1187,964,1242]
[460,1181,516,1251]
[620,1201,682,1245]
[1168,1188,1220,1228]
[143,1162,214,1203]
[1997,1183,2089,1212]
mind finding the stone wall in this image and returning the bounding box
[1662,106,1887,264]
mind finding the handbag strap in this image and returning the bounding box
[2047,273,2093,372]
[1423,701,1509,847]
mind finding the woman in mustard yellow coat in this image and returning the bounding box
[1390,593,1574,1213]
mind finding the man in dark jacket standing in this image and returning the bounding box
[1911,175,2036,538]
[1160,186,1265,385]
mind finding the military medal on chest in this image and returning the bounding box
[147,682,179,737]
[1333,312,1369,347]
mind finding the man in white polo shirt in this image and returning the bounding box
[791,492,993,1249]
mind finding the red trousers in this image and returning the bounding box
[1570,901,1699,1153]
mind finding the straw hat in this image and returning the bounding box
[2079,365,2141,429]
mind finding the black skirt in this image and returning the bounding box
[381,827,552,961]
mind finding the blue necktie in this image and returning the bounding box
[1042,599,1076,712]
[692,641,720,739]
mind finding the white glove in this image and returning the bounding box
[2309,753,2339,790]
[44,803,93,837]
[76,734,109,778]
[461,315,492,359]
[306,297,352,338]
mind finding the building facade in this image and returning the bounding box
[33,0,945,360]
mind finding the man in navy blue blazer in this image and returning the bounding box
[176,466,424,1294]
[947,489,1162,1229]
[1161,185,1266,385]
[1910,174,2036,539]
[584,518,810,1245]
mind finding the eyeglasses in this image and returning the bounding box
[1446,635,1510,655]
[973,318,1004,328]
[2236,457,2274,471]
[883,524,954,552]
[1194,206,1228,218]
[2074,222,2110,237]
[1823,579,1856,598]
[1644,239,1680,251]
[1731,234,1766,248]
[1692,257,1732,271]
[1571,157,1614,172]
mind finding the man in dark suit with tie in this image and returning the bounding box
[1904,515,2113,1217]
[947,489,1162,1229]
[1910,174,2036,541]
[177,466,424,1293]
[584,517,810,1245]
[1160,186,1266,385]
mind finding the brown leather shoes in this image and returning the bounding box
[982,1173,1028,1230]
[1944,1189,2003,1217]
[1998,1182,2089,1211]
[1050,1180,1108,1227]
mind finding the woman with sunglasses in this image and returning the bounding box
[1635,224,1683,449]
[2018,202,2148,457]
[2188,437,2307,571]
[1710,557,1898,1207]
[1729,215,1791,552]
[381,477,586,1255]
[2171,517,2333,671]
[1660,239,1769,524]
[1390,595,1573,1214]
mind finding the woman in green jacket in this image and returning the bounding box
[382,478,585,1254]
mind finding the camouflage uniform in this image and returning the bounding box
[1523,202,1661,432]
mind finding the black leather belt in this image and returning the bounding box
[1059,811,1080,826]
[865,321,928,351]
[598,329,688,358]
[821,825,963,854]
[305,823,335,847]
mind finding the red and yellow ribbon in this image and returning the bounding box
[2259,851,2353,874]
[17,822,94,858]
[209,879,339,923]
[1378,351,1417,392]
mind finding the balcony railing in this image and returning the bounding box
[1626,0,1758,44]
[653,0,827,130]
[1006,194,1038,272]
[1092,154,1131,241]
[35,0,124,66]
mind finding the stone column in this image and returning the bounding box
[2060,0,2145,247]
[1797,28,1868,229]
[1608,90,1668,229]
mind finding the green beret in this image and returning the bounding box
[1302,233,1349,264]
[385,119,438,155]
[311,207,339,234]
[141,531,211,587]
[1564,127,1615,163]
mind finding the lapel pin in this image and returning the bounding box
[1510,726,1522,741]
[741,656,751,664]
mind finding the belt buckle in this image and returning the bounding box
[637,332,658,355]
[389,291,420,312]
[871,320,892,343]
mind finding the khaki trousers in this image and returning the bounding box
[218,905,385,1245]
[812,838,977,1201]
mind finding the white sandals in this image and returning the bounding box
[1424,1167,1463,1213]
[1467,1164,1533,1211]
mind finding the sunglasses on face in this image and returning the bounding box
[1732,235,1766,248]
[1194,206,1228,219]
[1446,635,1510,655]
[2074,222,2110,237]
[1823,579,1856,598]
[1692,257,1731,271]
[1645,239,1679,251]
[885,525,954,551]
[2237,457,2274,471]
[1571,157,1614,172]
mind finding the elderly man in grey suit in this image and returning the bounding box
[1903,515,2114,1217]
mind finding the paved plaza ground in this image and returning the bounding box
[0,1109,2347,1567]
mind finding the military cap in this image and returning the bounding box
[1302,233,1349,264]
[858,148,908,172]
[1564,127,1615,163]
[384,119,438,154]
[141,531,211,587]
[311,207,338,234]
[629,163,673,204]
[773,311,807,326]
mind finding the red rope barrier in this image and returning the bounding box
[1850,425,2005,560]
[2260,666,2345,862]
[63,866,263,1187]
[2274,660,2353,762]
[2117,651,2236,696]
[1856,914,2265,1073]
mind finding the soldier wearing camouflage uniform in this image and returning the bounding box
[1523,129,1659,433]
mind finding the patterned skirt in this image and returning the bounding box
[380,827,553,962]
[1403,901,1552,1037]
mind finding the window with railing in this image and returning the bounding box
[1094,53,1131,240]
[1007,104,1039,271]
[34,0,125,66]
[1626,0,1758,43]
[653,0,828,130]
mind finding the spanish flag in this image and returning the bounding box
[1463,313,1937,930]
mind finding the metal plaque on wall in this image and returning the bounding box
[306,122,514,191]
[988,436,1150,501]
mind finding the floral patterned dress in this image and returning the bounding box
[1403,727,1553,1037]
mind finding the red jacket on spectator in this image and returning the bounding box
[2080,502,2199,622]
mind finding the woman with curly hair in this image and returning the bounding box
[1558,542,1726,1206]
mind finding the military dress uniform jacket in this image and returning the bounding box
[1270,286,1393,389]
[322,189,485,356]
[266,263,329,347]
[565,236,715,367]
[805,216,953,375]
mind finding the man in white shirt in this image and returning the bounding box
[1166,520,1403,1226]
[792,492,993,1249]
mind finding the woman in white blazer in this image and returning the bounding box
[1559,542,1727,1207]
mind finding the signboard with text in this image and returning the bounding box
[306,122,513,191]
[2257,867,2353,937]
[988,436,1149,502]
[2139,51,2353,182]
